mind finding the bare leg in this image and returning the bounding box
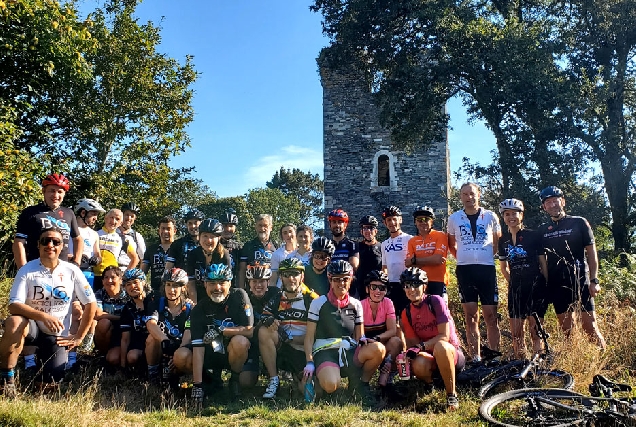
[462,302,480,359]
[482,304,500,352]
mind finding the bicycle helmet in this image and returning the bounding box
[539,186,564,203]
[198,218,223,235]
[382,205,402,218]
[123,268,146,283]
[412,206,435,219]
[41,173,70,191]
[162,268,188,284]
[202,264,233,282]
[121,202,140,214]
[311,236,336,256]
[221,208,239,225]
[399,267,428,285]
[327,209,349,223]
[74,198,106,214]
[279,258,305,272]
[499,198,525,214]
[364,270,388,287]
[359,215,379,228]
[245,262,273,280]
[327,260,354,277]
[185,209,205,221]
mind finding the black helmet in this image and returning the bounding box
[359,215,379,228]
[311,236,336,256]
[539,186,564,203]
[399,267,428,285]
[364,270,388,287]
[185,209,205,221]
[327,260,354,277]
[221,208,239,225]
[246,262,272,280]
[279,257,305,271]
[382,205,402,218]
[121,202,140,214]
[412,206,435,219]
[198,218,223,235]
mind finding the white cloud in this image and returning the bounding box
[243,145,323,190]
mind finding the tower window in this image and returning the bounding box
[378,155,390,186]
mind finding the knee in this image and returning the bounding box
[228,336,250,354]
[432,341,454,360]
[387,337,404,354]
[318,376,339,394]
[127,350,141,365]
[173,347,191,367]
[4,315,28,338]
[258,326,274,344]
[96,319,112,334]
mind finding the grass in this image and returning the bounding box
[0,258,634,426]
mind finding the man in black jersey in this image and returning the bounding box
[538,186,605,349]
[220,208,243,287]
[237,214,277,290]
[13,173,82,268]
[327,209,359,272]
[190,264,254,401]
[142,216,176,292]
[165,209,204,271]
[355,216,382,299]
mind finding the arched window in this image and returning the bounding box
[378,155,390,186]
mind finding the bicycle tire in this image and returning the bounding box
[479,388,629,427]
[479,369,574,399]
[457,359,526,386]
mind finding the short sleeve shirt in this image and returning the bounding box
[142,243,171,291]
[406,230,449,283]
[186,246,232,282]
[117,229,145,268]
[498,228,544,287]
[381,232,412,282]
[331,236,358,264]
[120,296,156,335]
[538,215,594,281]
[361,297,396,337]
[166,234,199,270]
[400,295,460,349]
[239,237,277,265]
[447,209,501,265]
[303,266,330,296]
[355,241,382,284]
[94,288,128,316]
[307,295,364,340]
[147,297,192,342]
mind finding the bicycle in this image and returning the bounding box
[480,374,636,426]
[478,313,574,399]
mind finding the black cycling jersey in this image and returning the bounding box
[221,237,243,286]
[186,245,232,299]
[331,236,358,263]
[307,295,363,340]
[355,241,382,297]
[166,234,199,270]
[143,243,171,291]
[248,287,279,324]
[190,288,254,347]
[303,266,330,296]
[239,237,277,265]
[95,288,128,316]
[15,203,80,262]
[120,295,156,335]
[498,229,545,287]
[148,297,192,342]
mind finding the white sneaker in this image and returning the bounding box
[262,377,280,399]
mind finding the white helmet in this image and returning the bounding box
[499,198,524,214]
[74,198,106,214]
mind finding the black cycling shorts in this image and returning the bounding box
[426,281,447,298]
[508,277,549,319]
[549,275,595,315]
[24,319,68,383]
[456,264,498,305]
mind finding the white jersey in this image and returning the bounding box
[381,232,412,282]
[270,246,295,288]
[9,259,96,336]
[447,208,501,266]
[289,249,312,265]
[77,226,99,258]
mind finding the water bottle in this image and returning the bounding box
[304,378,315,403]
[396,352,410,379]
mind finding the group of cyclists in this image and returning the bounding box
[0,174,606,412]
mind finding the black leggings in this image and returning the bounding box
[26,321,68,383]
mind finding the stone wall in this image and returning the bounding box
[320,60,450,237]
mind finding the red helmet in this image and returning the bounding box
[41,173,70,191]
[328,209,349,223]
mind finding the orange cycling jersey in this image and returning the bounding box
[406,230,449,284]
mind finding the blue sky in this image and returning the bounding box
[83,0,497,198]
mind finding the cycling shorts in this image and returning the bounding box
[549,275,595,315]
[456,264,498,305]
[24,319,67,383]
[508,278,549,319]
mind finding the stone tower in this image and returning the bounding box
[320,60,450,236]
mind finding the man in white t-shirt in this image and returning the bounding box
[0,227,97,392]
[447,182,501,362]
[380,206,412,316]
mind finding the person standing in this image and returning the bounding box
[447,182,501,362]
[220,208,243,287]
[380,206,412,316]
[538,186,605,349]
[270,224,298,288]
[142,216,177,293]
[165,209,205,271]
[237,214,278,290]
[117,202,146,269]
[327,209,359,271]
[355,216,382,300]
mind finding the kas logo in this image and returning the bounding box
[385,243,403,252]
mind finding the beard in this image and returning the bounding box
[209,293,226,303]
[257,231,269,241]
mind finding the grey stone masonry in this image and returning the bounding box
[320,59,450,236]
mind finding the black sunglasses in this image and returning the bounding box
[369,284,387,292]
[39,237,62,247]
[280,270,302,278]
[402,282,423,290]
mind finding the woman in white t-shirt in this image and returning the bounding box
[270,224,297,287]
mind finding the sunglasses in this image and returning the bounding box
[280,270,302,278]
[361,226,376,231]
[402,282,423,290]
[415,217,433,223]
[330,276,351,283]
[39,237,62,247]
[369,284,387,292]
[312,253,330,261]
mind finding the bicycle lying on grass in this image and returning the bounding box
[480,374,636,426]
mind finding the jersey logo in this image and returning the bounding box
[385,242,404,252]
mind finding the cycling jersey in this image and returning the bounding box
[71,226,99,260]
[270,246,295,287]
[361,297,395,337]
[331,236,358,264]
[400,295,460,349]
[95,228,135,275]
[221,237,243,286]
[303,266,330,296]
[120,296,156,335]
[186,245,232,298]
[239,237,277,265]
[263,284,318,351]
[14,203,80,262]
[148,297,192,343]
[117,228,145,268]
[142,243,171,291]
[94,288,128,316]
[289,249,312,265]
[248,286,279,324]
[190,288,253,347]
[381,232,412,282]
[498,228,545,286]
[166,234,199,270]
[9,259,96,336]
[406,230,449,284]
[307,295,363,340]
[447,208,501,265]
[355,241,382,298]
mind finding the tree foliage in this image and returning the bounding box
[266,167,323,227]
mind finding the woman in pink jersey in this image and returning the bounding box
[399,267,465,411]
[360,270,403,389]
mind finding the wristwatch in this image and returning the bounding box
[590,278,600,284]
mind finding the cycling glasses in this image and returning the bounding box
[402,281,424,289]
[369,284,387,292]
[39,237,62,247]
[361,225,376,231]
[330,276,351,283]
[415,217,433,223]
[312,253,330,261]
[280,270,302,278]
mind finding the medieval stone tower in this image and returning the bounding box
[320,59,451,236]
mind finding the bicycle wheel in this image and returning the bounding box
[479,369,574,399]
[479,388,598,427]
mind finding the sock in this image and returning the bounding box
[67,351,77,367]
[148,364,159,376]
[387,370,398,384]
[270,375,279,383]
[24,355,36,369]
[0,369,15,383]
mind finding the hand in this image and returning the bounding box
[41,314,65,334]
[589,282,601,297]
[57,334,81,350]
[406,346,423,359]
[358,337,371,346]
[303,361,315,379]
[88,256,100,266]
[261,316,275,328]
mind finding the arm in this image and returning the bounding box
[304,321,317,363]
[58,301,97,348]
[146,319,169,342]
[376,315,397,341]
[187,279,198,303]
[586,243,600,297]
[414,254,445,266]
[499,260,511,283]
[349,254,360,272]
[126,247,139,270]
[222,324,253,338]
[72,235,84,265]
[538,254,548,281]
[270,271,279,288]
[422,322,451,351]
[180,329,192,347]
[354,323,364,341]
[12,239,27,269]
[8,302,64,333]
[448,234,457,259]
[492,232,500,257]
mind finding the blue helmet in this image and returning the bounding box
[202,264,233,282]
[123,268,146,283]
[539,186,564,203]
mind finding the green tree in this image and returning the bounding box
[245,188,302,243]
[198,196,250,241]
[266,167,323,227]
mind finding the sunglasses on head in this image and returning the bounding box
[369,284,387,292]
[402,281,424,290]
[312,253,330,261]
[39,236,62,247]
[280,270,301,278]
